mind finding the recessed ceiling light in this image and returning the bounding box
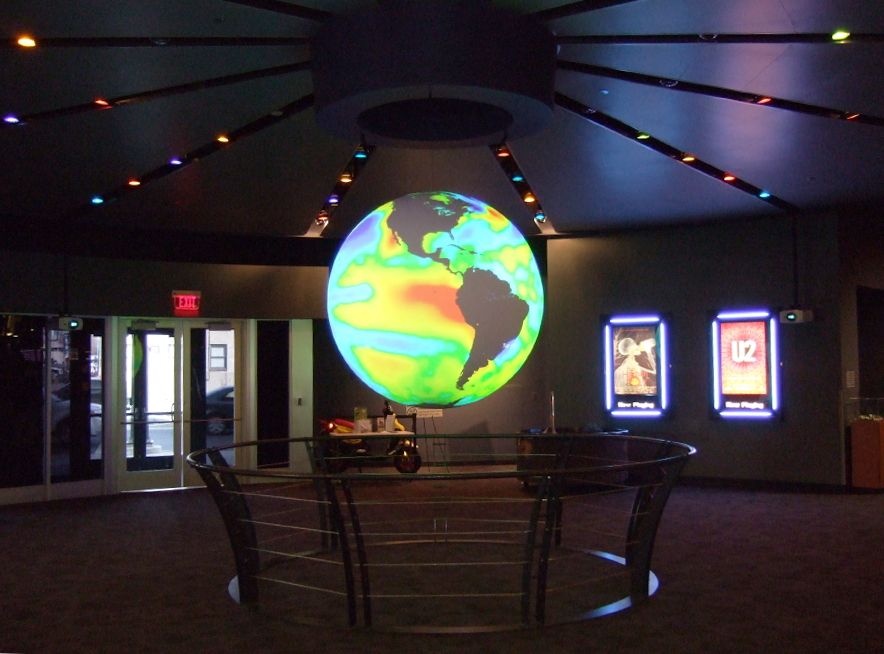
[496,146,510,158]
[756,97,773,105]
[17,36,37,48]
[511,174,524,182]
[328,194,340,206]
[339,171,353,183]
[169,157,183,166]
[636,132,651,140]
[681,154,696,163]
[94,98,110,107]
[723,174,736,182]
[90,195,104,205]
[831,30,850,41]
[523,192,536,203]
[845,112,860,120]
[758,191,771,199]
[127,178,141,187]
[216,135,230,143]
[3,115,21,124]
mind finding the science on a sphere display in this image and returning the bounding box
[327,191,544,407]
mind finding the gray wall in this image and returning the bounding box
[546,213,846,485]
[0,250,327,319]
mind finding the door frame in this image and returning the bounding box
[113,317,243,492]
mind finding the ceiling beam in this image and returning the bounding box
[221,0,332,21]
[305,145,376,237]
[533,1,641,21]
[4,36,309,48]
[556,32,884,45]
[4,218,340,266]
[68,94,316,217]
[7,62,311,125]
[554,92,798,212]
[557,59,884,127]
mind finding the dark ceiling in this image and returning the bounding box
[2,0,883,250]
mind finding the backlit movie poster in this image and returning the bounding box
[613,326,657,396]
[720,321,767,395]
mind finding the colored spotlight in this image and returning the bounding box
[127,178,141,187]
[681,154,696,163]
[758,191,771,199]
[845,113,860,120]
[831,30,850,41]
[169,157,183,166]
[723,174,736,182]
[511,174,524,182]
[534,210,547,223]
[90,196,104,205]
[339,171,353,183]
[216,135,230,143]
[523,192,536,203]
[315,210,329,225]
[636,132,651,140]
[17,36,37,48]
[3,115,21,124]
[328,194,340,206]
[354,147,367,159]
[94,98,111,107]
[496,146,510,158]
[756,97,773,105]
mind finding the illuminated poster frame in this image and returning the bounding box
[711,309,780,419]
[604,314,668,418]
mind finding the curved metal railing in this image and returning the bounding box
[187,432,695,633]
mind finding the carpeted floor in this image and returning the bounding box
[1,482,882,654]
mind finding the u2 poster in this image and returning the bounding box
[712,310,779,418]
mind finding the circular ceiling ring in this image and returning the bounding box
[311,0,557,148]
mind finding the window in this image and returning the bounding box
[209,344,227,371]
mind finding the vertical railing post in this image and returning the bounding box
[625,443,687,600]
[341,480,372,626]
[534,435,575,625]
[197,450,260,605]
[323,477,358,626]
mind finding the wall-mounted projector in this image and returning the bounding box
[779,309,814,324]
[49,316,83,331]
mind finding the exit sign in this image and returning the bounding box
[172,290,201,317]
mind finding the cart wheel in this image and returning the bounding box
[394,447,422,473]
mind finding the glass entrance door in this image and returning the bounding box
[119,320,240,491]
[121,324,179,489]
[184,324,237,485]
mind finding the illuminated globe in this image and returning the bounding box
[327,191,544,407]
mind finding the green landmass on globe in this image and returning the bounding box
[327,191,544,407]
